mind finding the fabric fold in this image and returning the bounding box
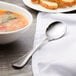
[32,12,76,76]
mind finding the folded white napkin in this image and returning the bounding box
[32,12,76,76]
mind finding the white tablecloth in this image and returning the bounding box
[32,12,76,76]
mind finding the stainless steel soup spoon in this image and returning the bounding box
[12,21,67,69]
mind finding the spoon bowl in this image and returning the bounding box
[12,21,67,69]
[46,21,66,41]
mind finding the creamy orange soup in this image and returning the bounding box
[0,10,28,32]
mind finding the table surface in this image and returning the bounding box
[0,0,76,76]
[0,0,38,76]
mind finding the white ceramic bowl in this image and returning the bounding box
[23,0,76,12]
[0,1,33,44]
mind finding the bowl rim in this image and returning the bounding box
[0,1,33,34]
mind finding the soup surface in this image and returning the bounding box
[0,10,28,32]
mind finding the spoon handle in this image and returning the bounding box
[12,37,47,68]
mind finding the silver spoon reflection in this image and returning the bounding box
[12,21,67,69]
